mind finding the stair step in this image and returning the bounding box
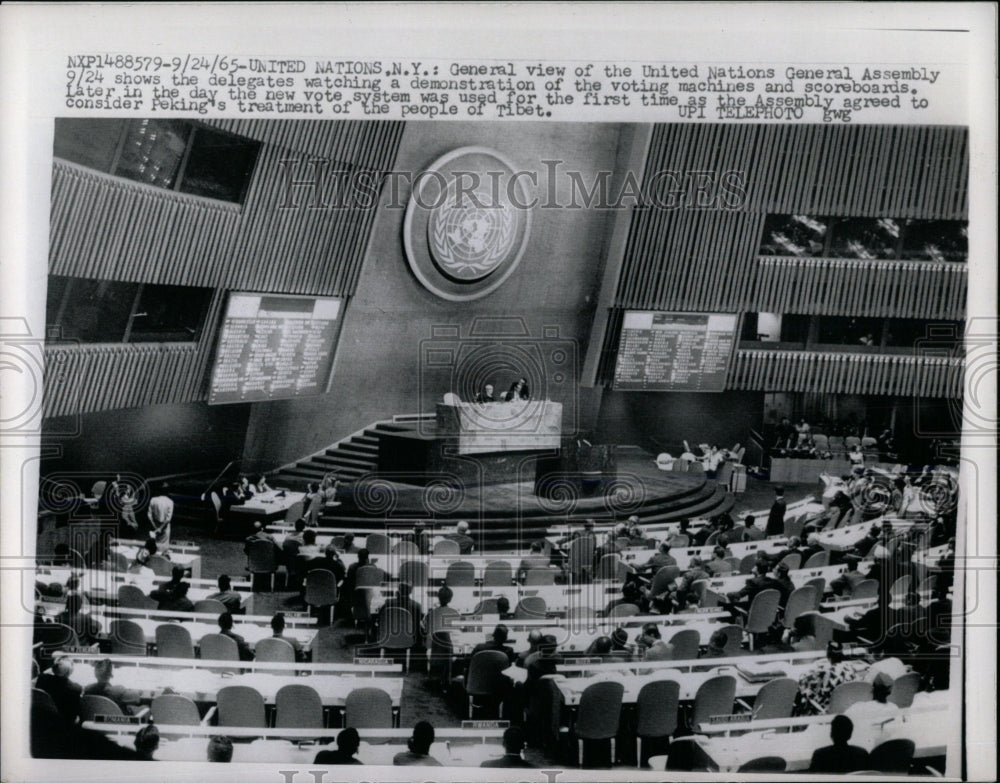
[371,422,416,433]
[335,443,379,458]
[315,454,375,470]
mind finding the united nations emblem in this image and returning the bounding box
[404,147,532,301]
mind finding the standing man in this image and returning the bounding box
[765,486,787,537]
[147,482,174,550]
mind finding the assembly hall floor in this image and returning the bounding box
[176,476,816,768]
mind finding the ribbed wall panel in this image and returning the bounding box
[46,121,405,416]
[616,124,967,313]
[727,350,963,398]
[618,209,767,310]
[49,121,404,296]
[601,124,968,394]
[43,342,202,417]
[753,257,967,319]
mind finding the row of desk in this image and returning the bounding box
[691,691,950,772]
[33,568,258,616]
[86,723,505,765]
[55,652,404,709]
[86,612,317,651]
[268,515,918,584]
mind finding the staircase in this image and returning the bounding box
[269,415,431,490]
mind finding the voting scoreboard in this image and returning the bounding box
[208,292,342,404]
[612,311,739,391]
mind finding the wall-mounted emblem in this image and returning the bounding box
[404,147,532,301]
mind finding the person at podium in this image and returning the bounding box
[475,384,496,403]
[502,377,530,401]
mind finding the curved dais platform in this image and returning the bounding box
[323,446,734,549]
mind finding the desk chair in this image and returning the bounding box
[375,606,416,671]
[738,554,758,574]
[255,637,296,667]
[351,587,379,641]
[887,671,921,708]
[247,539,280,592]
[741,588,780,650]
[80,694,124,722]
[804,550,831,568]
[609,603,640,620]
[667,629,700,661]
[117,584,158,610]
[716,624,743,655]
[399,559,428,588]
[804,577,826,607]
[275,683,324,729]
[344,686,394,728]
[741,676,797,720]
[664,736,719,771]
[151,693,201,725]
[155,623,194,659]
[466,650,510,719]
[738,756,787,772]
[433,539,460,555]
[305,568,338,625]
[216,685,266,728]
[282,499,304,526]
[32,688,58,715]
[783,517,805,540]
[851,578,879,600]
[827,680,873,714]
[889,574,912,600]
[427,618,459,688]
[147,555,173,577]
[575,680,625,767]
[690,579,721,608]
[869,738,916,773]
[514,595,547,619]
[483,560,513,587]
[193,599,227,615]
[109,619,147,656]
[691,675,736,732]
[651,565,681,596]
[445,561,475,587]
[636,679,680,767]
[365,533,390,555]
[783,585,818,629]
[198,633,239,663]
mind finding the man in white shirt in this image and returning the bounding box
[147,483,174,550]
[844,672,901,723]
